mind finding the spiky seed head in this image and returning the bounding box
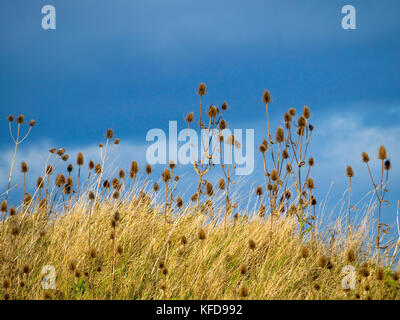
[76,152,84,166]
[284,190,291,199]
[306,177,314,189]
[130,161,139,178]
[286,163,293,173]
[218,178,225,190]
[36,176,44,189]
[67,164,73,173]
[56,148,65,156]
[263,89,271,104]
[103,180,110,189]
[20,161,28,173]
[113,211,120,222]
[158,260,165,269]
[362,152,370,163]
[270,169,278,182]
[259,204,266,217]
[308,157,315,167]
[106,129,114,139]
[117,245,123,254]
[186,112,194,123]
[240,264,248,275]
[256,186,263,197]
[297,127,304,136]
[198,83,206,95]
[88,191,95,201]
[153,182,159,192]
[22,264,31,274]
[9,207,16,216]
[346,166,354,178]
[10,221,20,236]
[248,239,256,250]
[378,145,387,160]
[219,119,226,130]
[207,105,219,118]
[55,174,66,187]
[16,114,25,124]
[176,197,183,208]
[376,268,384,281]
[267,183,273,191]
[27,119,36,127]
[46,165,53,176]
[259,143,267,153]
[359,267,370,278]
[89,160,95,171]
[198,228,206,240]
[309,124,314,131]
[282,149,289,159]
[95,164,102,175]
[113,191,120,199]
[162,267,168,276]
[7,114,14,122]
[119,169,125,179]
[62,154,69,162]
[49,148,56,154]
[303,105,311,119]
[226,134,235,145]
[313,283,320,291]
[301,247,309,259]
[145,164,152,175]
[181,235,187,245]
[0,201,7,213]
[288,108,296,116]
[318,255,328,268]
[191,193,198,202]
[284,112,292,123]
[206,182,213,197]
[112,178,121,191]
[297,116,306,128]
[384,160,391,171]
[347,249,355,263]
[221,101,228,111]
[169,160,176,170]
[162,169,171,182]
[240,285,248,298]
[276,126,284,143]
[39,199,47,209]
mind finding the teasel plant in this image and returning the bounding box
[361,146,393,262]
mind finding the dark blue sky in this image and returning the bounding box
[1,1,399,227]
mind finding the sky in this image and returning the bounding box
[0,1,399,228]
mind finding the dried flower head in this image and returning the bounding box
[256,186,263,197]
[153,182,159,192]
[240,264,248,275]
[270,169,278,182]
[0,200,7,213]
[263,89,271,104]
[162,169,171,182]
[130,161,139,177]
[198,228,206,240]
[240,285,248,298]
[318,255,328,268]
[346,166,354,178]
[67,164,73,173]
[198,83,207,95]
[378,145,387,160]
[76,152,84,166]
[219,119,227,130]
[276,126,284,143]
[62,154,69,162]
[95,164,102,175]
[384,160,391,171]
[186,112,194,123]
[362,152,370,163]
[306,177,314,189]
[308,157,315,167]
[207,105,219,118]
[218,178,225,190]
[221,101,228,111]
[301,247,309,259]
[145,164,152,175]
[248,239,256,250]
[176,197,183,208]
[89,160,95,171]
[347,249,355,263]
[206,182,214,197]
[119,169,125,179]
[7,114,14,122]
[55,174,66,187]
[106,129,114,139]
[16,114,25,124]
[303,105,311,119]
[21,161,28,173]
[9,206,16,216]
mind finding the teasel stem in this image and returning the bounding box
[5,123,20,204]
[348,176,352,241]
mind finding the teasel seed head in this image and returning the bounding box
[103,180,110,189]
[297,116,306,128]
[106,129,114,139]
[153,182,159,192]
[186,112,194,123]
[76,152,84,166]
[286,163,293,173]
[119,169,125,179]
[16,114,25,124]
[288,108,296,116]
[169,160,176,170]
[346,166,354,178]
[313,283,320,291]
[162,169,171,182]
[221,101,228,111]
[240,264,248,275]
[276,127,284,143]
[301,247,309,259]
[10,221,20,236]
[67,164,73,173]
[22,264,31,274]
[347,249,355,263]
[62,154,69,162]
[113,211,120,222]
[297,127,304,136]
[206,182,214,197]
[130,161,139,178]
[117,244,123,254]
[145,164,152,175]
[384,160,391,171]
[21,161,28,173]
[191,193,198,202]
[263,89,271,104]
[198,83,206,95]
[267,183,273,191]
[240,285,248,298]
[256,186,263,197]
[318,255,328,268]
[57,148,65,156]
[49,148,56,154]
[0,200,7,213]
[114,138,120,145]
[362,152,370,163]
[303,105,310,119]
[55,174,66,187]
[207,105,219,118]
[112,178,121,191]
[158,260,165,270]
[248,239,256,250]
[113,191,120,199]
[162,267,168,276]
[89,160,95,171]
[311,196,317,206]
[36,176,44,189]
[198,228,206,240]
[284,112,292,123]
[378,145,387,160]
[282,149,289,159]
[29,119,36,127]
[176,197,183,208]
[9,206,16,216]
[376,268,384,281]
[218,178,225,190]
[270,169,278,182]
[308,157,315,167]
[88,191,95,201]
[219,119,226,130]
[7,114,14,122]
[359,266,370,278]
[309,124,314,131]
[95,164,102,175]
[259,143,267,154]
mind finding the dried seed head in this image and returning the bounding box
[206,182,214,197]
[359,267,370,278]
[119,169,125,179]
[162,169,171,182]
[67,164,73,173]
[176,197,183,208]
[240,264,248,275]
[162,267,168,276]
[384,160,391,171]
[301,247,309,259]
[248,239,256,250]
[20,161,28,173]
[378,145,387,160]
[0,201,7,213]
[29,119,36,127]
[207,105,219,118]
[297,116,306,128]
[288,108,296,116]
[313,283,320,291]
[112,178,121,190]
[55,174,66,187]
[103,180,110,189]
[22,264,31,274]
[219,119,227,130]
[95,164,102,175]
[306,177,314,189]
[153,182,159,192]
[256,186,263,197]
[36,176,44,189]
[158,260,165,269]
[76,152,84,166]
[240,285,248,298]
[114,138,120,145]
[113,191,120,199]
[7,114,14,122]
[259,143,267,154]
[16,114,25,124]
[221,101,228,111]
[198,83,206,95]
[270,169,278,182]
[284,112,292,123]
[117,245,123,254]
[10,221,20,236]
[346,166,354,178]
[318,255,328,268]
[308,157,314,167]
[88,191,95,200]
[130,161,139,177]
[145,164,152,175]
[186,112,194,123]
[39,199,47,208]
[347,249,355,263]
[191,193,198,202]
[169,160,176,170]
[303,105,311,119]
[376,268,384,281]
[362,152,370,163]
[218,178,225,190]
[62,154,69,162]
[198,228,206,240]
[276,127,284,143]
[89,160,95,171]
[113,211,120,222]
[9,206,16,216]
[263,89,271,104]
[106,129,114,139]
[181,235,187,245]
